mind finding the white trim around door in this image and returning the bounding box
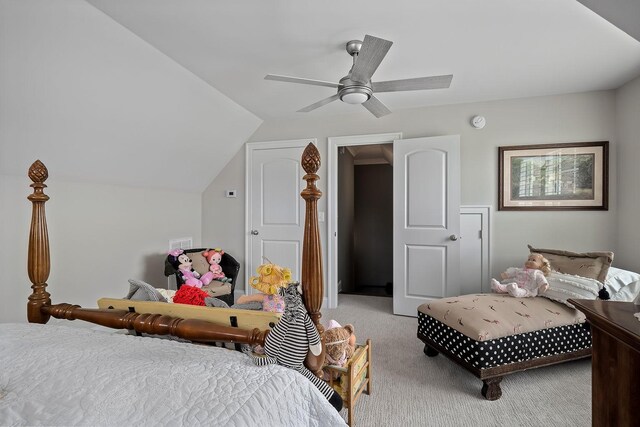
[327,132,402,309]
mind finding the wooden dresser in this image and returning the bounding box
[568,299,640,427]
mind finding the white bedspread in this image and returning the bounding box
[0,323,346,427]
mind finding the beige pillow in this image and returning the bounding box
[188,251,210,276]
[202,282,232,297]
[528,244,613,283]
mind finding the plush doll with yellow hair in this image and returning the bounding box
[236,261,292,313]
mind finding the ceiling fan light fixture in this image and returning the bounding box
[341,92,370,104]
[339,85,372,104]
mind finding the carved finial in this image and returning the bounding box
[302,143,321,174]
[29,160,48,184]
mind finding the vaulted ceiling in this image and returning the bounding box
[88,0,640,120]
[2,1,639,192]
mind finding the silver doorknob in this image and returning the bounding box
[250,230,259,235]
[449,234,459,241]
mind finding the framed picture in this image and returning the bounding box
[498,141,608,211]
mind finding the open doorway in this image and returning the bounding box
[337,144,393,297]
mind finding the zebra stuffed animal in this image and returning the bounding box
[247,282,343,411]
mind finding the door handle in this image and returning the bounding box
[250,230,259,236]
[449,234,459,241]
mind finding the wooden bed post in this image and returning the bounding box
[26,160,52,324]
[300,143,326,376]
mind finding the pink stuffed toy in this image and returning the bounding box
[168,249,214,288]
[203,248,228,281]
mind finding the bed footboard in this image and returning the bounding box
[43,303,268,346]
[25,145,327,358]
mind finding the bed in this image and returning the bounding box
[417,246,640,401]
[0,144,348,426]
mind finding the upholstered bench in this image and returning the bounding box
[417,293,591,400]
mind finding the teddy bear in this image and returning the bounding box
[322,320,356,379]
[167,249,214,288]
[491,253,551,298]
[235,260,292,313]
[202,248,229,282]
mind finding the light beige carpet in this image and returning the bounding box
[323,294,591,427]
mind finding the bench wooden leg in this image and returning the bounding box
[423,344,439,357]
[481,377,503,401]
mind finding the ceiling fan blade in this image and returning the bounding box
[297,94,340,113]
[265,74,341,89]
[362,95,392,118]
[350,35,393,84]
[372,75,453,93]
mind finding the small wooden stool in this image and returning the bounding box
[323,339,372,426]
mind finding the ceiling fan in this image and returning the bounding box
[265,35,453,118]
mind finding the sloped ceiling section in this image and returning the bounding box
[0,0,262,192]
[577,0,640,42]
[83,0,640,120]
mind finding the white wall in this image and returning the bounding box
[0,0,262,192]
[0,0,263,323]
[615,74,640,271]
[201,145,247,285]
[204,90,618,292]
[0,173,201,324]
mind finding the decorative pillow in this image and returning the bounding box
[125,279,167,302]
[609,279,640,302]
[528,244,613,283]
[605,267,640,295]
[188,251,210,276]
[540,271,602,308]
[202,282,232,297]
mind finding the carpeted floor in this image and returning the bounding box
[323,294,591,427]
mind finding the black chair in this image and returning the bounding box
[164,248,240,306]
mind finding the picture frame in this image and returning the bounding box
[498,141,608,211]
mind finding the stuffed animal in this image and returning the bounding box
[167,249,214,288]
[246,282,343,412]
[491,253,551,297]
[202,248,229,281]
[322,320,356,379]
[173,285,209,306]
[235,261,292,313]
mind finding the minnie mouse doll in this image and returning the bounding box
[168,249,214,288]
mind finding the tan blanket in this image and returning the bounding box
[418,293,585,341]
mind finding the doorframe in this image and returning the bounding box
[245,138,317,294]
[327,132,402,308]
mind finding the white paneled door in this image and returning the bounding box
[245,140,310,292]
[393,135,461,316]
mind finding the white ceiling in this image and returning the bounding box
[87,0,640,120]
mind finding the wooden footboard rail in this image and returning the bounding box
[43,303,268,346]
[25,143,327,363]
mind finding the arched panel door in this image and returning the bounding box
[393,135,460,316]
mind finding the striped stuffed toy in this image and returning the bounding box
[247,282,343,412]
